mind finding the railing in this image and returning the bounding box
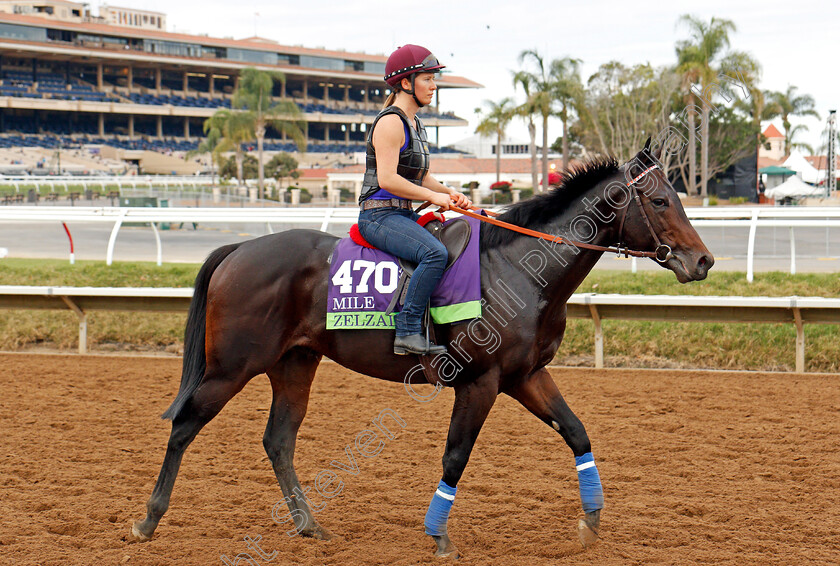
[1,286,838,372]
[683,207,840,281]
[0,175,217,193]
[1,206,839,277]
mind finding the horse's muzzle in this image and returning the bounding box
[668,251,714,282]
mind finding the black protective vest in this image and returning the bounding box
[359,106,430,203]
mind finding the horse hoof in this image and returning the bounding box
[432,534,459,559]
[127,522,152,544]
[577,510,600,548]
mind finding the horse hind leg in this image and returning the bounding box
[128,368,253,543]
[263,347,331,540]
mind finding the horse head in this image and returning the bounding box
[611,138,714,283]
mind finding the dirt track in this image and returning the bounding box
[1,353,838,565]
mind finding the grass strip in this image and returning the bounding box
[0,258,838,371]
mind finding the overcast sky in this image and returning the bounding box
[118,0,837,152]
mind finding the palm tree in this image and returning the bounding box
[676,15,738,197]
[549,57,582,172]
[512,70,540,193]
[517,49,555,193]
[474,97,516,184]
[769,86,819,155]
[206,109,254,189]
[233,67,306,197]
[186,124,222,187]
[788,124,814,155]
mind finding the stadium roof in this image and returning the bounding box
[0,12,482,88]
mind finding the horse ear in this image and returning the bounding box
[643,136,651,152]
[652,142,663,161]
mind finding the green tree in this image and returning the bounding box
[186,123,222,186]
[220,154,259,180]
[205,109,253,188]
[787,124,815,155]
[769,86,819,155]
[512,70,540,192]
[676,15,757,197]
[265,152,301,196]
[233,67,306,196]
[474,97,516,184]
[517,49,555,192]
[549,57,583,171]
[576,62,679,161]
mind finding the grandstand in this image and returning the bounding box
[0,1,480,173]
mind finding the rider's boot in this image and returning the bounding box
[393,334,447,355]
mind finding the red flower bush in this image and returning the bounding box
[490,181,512,192]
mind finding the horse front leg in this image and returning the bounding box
[426,371,499,558]
[505,367,604,548]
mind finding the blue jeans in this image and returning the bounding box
[358,207,447,336]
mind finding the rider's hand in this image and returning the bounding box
[429,191,451,211]
[447,188,473,209]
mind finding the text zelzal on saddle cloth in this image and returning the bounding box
[326,215,483,330]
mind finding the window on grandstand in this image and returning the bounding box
[144,40,202,58]
[0,23,47,42]
[202,46,226,59]
[78,34,129,48]
[364,61,386,75]
[299,56,344,72]
[277,54,300,66]
[227,48,278,65]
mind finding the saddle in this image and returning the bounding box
[385,215,472,315]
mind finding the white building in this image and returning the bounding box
[448,133,557,160]
[100,5,165,30]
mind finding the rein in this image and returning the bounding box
[424,164,672,262]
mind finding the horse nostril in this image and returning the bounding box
[697,254,714,271]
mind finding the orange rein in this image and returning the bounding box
[415,201,658,259]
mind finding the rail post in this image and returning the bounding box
[60,296,87,355]
[746,209,759,283]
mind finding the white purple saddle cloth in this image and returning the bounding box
[326,215,482,330]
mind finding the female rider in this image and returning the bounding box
[357,44,472,356]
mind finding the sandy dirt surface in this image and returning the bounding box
[1,353,838,565]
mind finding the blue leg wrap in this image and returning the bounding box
[424,480,457,536]
[575,452,604,513]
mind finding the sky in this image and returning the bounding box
[112,0,837,153]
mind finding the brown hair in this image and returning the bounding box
[383,89,397,108]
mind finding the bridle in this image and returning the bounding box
[436,163,674,263]
[614,164,673,263]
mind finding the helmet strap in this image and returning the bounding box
[400,74,425,108]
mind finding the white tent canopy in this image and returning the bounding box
[764,175,823,200]
[782,151,821,184]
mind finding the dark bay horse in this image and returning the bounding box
[129,142,713,557]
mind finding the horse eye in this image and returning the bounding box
[652,198,668,207]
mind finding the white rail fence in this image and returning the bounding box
[0,175,218,193]
[1,206,839,279]
[1,285,838,373]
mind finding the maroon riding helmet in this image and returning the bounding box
[384,44,445,107]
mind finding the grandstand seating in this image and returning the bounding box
[0,133,465,155]
[125,92,232,108]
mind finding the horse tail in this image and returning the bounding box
[161,243,241,421]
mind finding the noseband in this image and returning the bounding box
[616,164,673,263]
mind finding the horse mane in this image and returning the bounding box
[480,156,620,249]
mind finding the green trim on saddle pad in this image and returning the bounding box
[327,311,396,330]
[430,300,482,324]
[326,301,482,330]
